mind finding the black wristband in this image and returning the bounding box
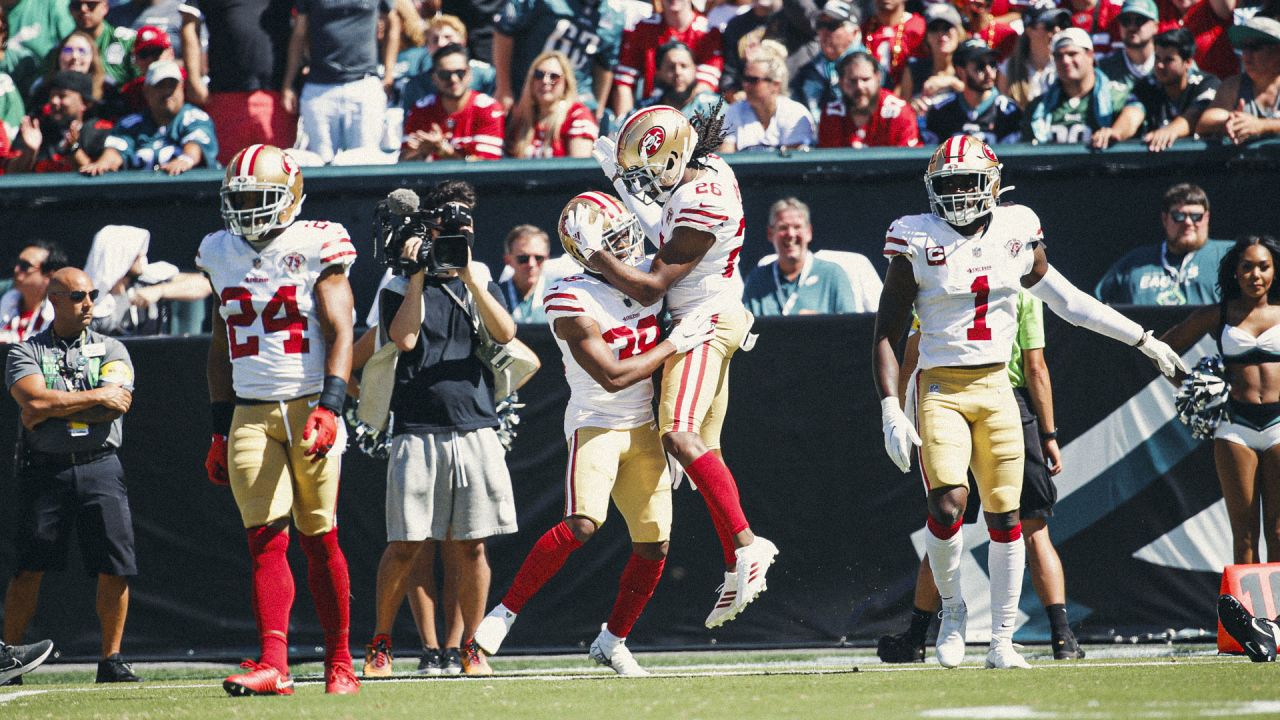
[211,401,234,436]
[319,375,348,415]
[1039,429,1058,440]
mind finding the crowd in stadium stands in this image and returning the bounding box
[0,0,1276,173]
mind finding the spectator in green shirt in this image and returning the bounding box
[498,224,552,325]
[1025,27,1139,145]
[2,0,74,64]
[68,0,135,86]
[1095,183,1231,305]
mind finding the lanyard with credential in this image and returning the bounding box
[773,252,814,317]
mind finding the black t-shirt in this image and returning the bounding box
[446,0,502,63]
[924,90,1023,145]
[185,0,293,92]
[381,274,508,434]
[1131,70,1220,134]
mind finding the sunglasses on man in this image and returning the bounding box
[50,289,100,302]
[434,68,467,81]
[515,254,547,265]
[816,19,847,31]
[1117,13,1151,28]
[136,46,166,61]
[1169,210,1205,223]
[69,0,105,9]
[15,259,41,273]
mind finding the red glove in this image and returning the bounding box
[205,434,229,485]
[302,406,338,461]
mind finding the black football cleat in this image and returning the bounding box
[1218,594,1280,662]
[96,653,143,683]
[1052,632,1086,660]
[877,631,926,663]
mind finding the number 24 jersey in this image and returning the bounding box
[544,268,663,437]
[883,205,1041,370]
[197,221,357,401]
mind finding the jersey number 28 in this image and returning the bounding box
[602,316,660,359]
[221,286,310,359]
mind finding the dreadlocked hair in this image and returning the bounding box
[688,97,727,170]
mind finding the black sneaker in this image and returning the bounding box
[877,631,925,663]
[1052,632,1086,660]
[96,653,143,683]
[415,647,443,676]
[440,647,462,676]
[0,640,53,685]
[1219,594,1280,662]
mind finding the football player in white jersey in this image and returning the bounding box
[872,134,1187,670]
[569,104,778,629]
[196,144,360,696]
[468,192,714,675]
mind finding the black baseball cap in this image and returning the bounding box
[48,70,94,100]
[954,39,1000,67]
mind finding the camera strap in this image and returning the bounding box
[440,283,487,344]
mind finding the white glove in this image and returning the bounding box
[667,451,695,490]
[593,135,620,181]
[1136,331,1190,378]
[668,311,716,353]
[564,205,605,260]
[881,397,922,474]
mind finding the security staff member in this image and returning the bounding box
[4,268,142,684]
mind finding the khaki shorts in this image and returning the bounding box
[386,427,517,542]
[915,365,1024,514]
[658,304,750,449]
[565,424,671,543]
[229,396,346,535]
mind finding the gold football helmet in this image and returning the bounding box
[924,135,1003,226]
[220,144,305,244]
[615,105,698,205]
[558,191,645,270]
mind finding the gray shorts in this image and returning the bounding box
[386,426,518,541]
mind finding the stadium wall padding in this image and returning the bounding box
[1,141,1278,322]
[0,308,1231,660]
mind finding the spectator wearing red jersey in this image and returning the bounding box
[1155,0,1238,78]
[1068,0,1124,56]
[401,44,505,161]
[962,0,1017,61]
[861,0,926,88]
[818,50,920,147]
[7,71,111,173]
[504,50,597,158]
[611,0,723,119]
[118,26,190,114]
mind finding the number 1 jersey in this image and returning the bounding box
[197,221,357,401]
[883,205,1041,370]
[544,268,663,437]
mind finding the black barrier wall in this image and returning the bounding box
[0,309,1226,660]
[1,142,1277,320]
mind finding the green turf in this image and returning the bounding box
[4,649,1275,720]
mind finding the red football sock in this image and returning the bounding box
[501,522,583,613]
[299,529,352,666]
[606,554,665,638]
[246,526,294,673]
[685,452,749,567]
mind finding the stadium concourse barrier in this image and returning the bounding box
[0,140,1277,321]
[0,309,1233,660]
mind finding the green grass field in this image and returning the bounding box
[4,646,1276,720]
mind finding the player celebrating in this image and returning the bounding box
[198,144,360,696]
[468,192,714,675]
[872,135,1185,669]
[574,104,777,629]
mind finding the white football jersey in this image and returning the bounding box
[659,154,746,320]
[884,205,1042,370]
[544,268,663,437]
[197,221,357,401]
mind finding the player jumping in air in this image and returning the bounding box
[872,134,1186,669]
[468,192,715,675]
[578,103,778,628]
[199,144,360,696]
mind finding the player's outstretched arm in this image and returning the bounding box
[873,256,922,473]
[555,313,714,393]
[586,225,713,307]
[1022,246,1188,377]
[1158,306,1219,384]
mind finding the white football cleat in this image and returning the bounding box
[936,603,968,668]
[985,641,1032,670]
[733,536,779,613]
[473,605,517,656]
[704,571,739,628]
[589,626,649,677]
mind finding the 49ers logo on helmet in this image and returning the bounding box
[639,126,666,157]
[980,143,999,163]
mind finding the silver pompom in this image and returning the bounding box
[1174,355,1229,440]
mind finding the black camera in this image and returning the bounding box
[374,190,474,275]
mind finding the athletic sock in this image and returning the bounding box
[246,526,295,673]
[988,524,1026,646]
[501,522,583,613]
[606,554,666,638]
[924,516,964,606]
[685,451,748,569]
[299,529,353,667]
[1046,603,1071,639]
[907,605,935,644]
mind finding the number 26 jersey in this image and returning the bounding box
[883,205,1041,370]
[197,221,357,401]
[544,268,663,437]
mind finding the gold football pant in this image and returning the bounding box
[658,304,750,449]
[915,365,1024,514]
[564,424,671,543]
[229,395,345,535]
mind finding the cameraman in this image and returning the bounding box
[364,180,517,678]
